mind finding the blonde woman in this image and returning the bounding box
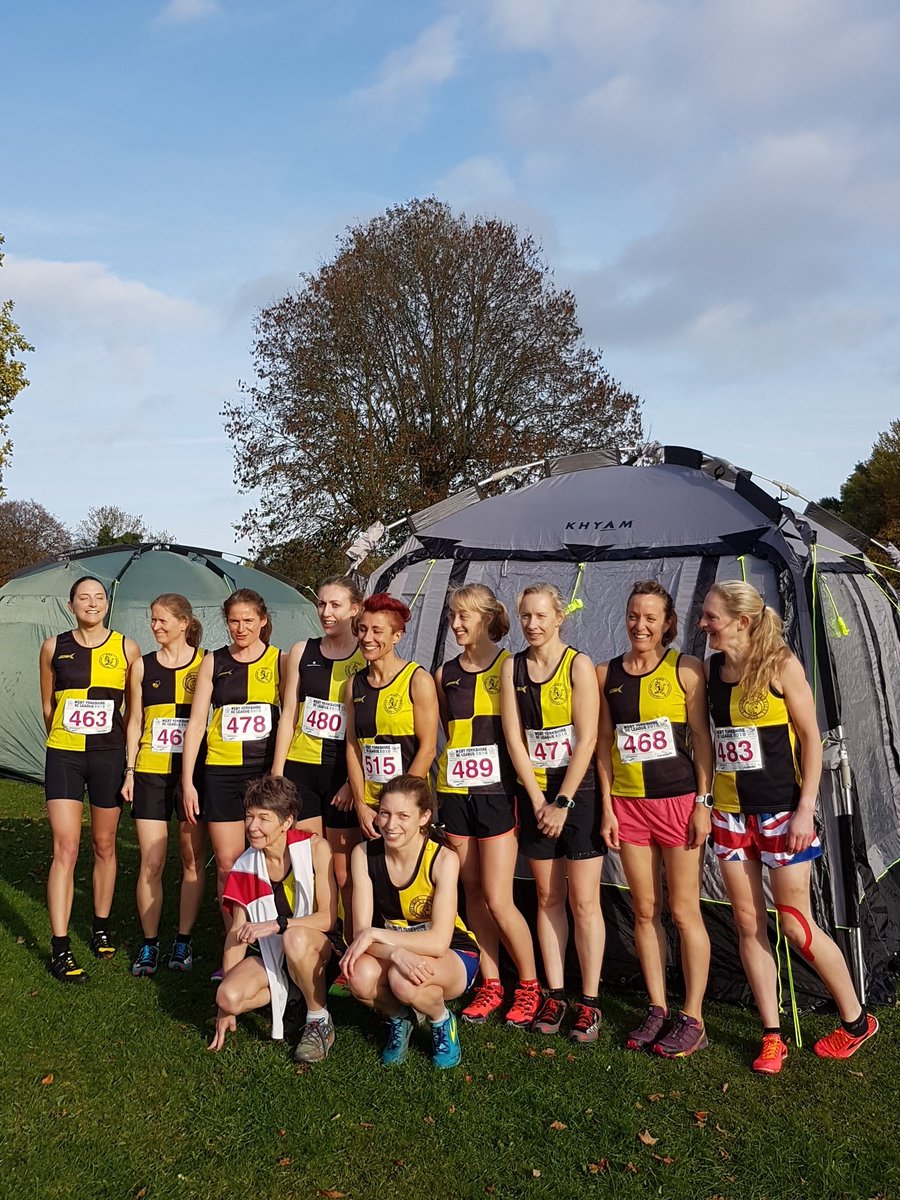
[500,582,604,1044]
[435,584,540,1029]
[701,581,876,1073]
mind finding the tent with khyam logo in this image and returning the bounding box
[0,542,319,784]
[360,445,900,1014]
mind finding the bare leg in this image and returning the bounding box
[47,799,83,937]
[207,820,247,932]
[619,841,667,1008]
[529,857,569,990]
[134,819,168,938]
[662,842,710,1020]
[719,859,779,1027]
[388,952,469,1019]
[480,832,538,980]
[90,804,121,920]
[327,825,362,941]
[283,926,332,1010]
[177,820,207,935]
[452,837,501,977]
[567,856,605,997]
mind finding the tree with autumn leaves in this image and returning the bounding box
[0,233,33,498]
[224,198,642,581]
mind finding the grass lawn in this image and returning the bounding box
[0,777,897,1200]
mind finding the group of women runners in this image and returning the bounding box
[40,571,878,1073]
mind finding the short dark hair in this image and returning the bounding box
[243,774,299,823]
[69,575,107,603]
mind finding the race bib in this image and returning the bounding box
[715,726,763,771]
[526,724,574,768]
[221,703,272,742]
[362,742,402,783]
[616,717,677,764]
[302,696,346,741]
[151,716,188,755]
[447,744,502,787]
[62,698,114,735]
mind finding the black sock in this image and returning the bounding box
[842,1009,868,1038]
[548,988,565,1002]
[763,1026,782,1037]
[51,935,70,957]
[144,937,160,949]
[580,994,599,1008]
[175,932,192,944]
[92,914,109,933]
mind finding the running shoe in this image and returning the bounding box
[652,1012,708,1059]
[532,995,567,1036]
[328,972,351,997]
[89,930,116,959]
[461,979,504,1024]
[49,950,88,984]
[626,1005,669,1051]
[813,1014,878,1060]
[168,940,193,972]
[752,1033,788,1074]
[569,1004,602,1045]
[131,943,160,977]
[381,1011,415,1066]
[293,1017,335,1063]
[505,981,542,1029]
[431,1012,461,1069]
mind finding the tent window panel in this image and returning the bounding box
[824,575,900,879]
[388,558,454,667]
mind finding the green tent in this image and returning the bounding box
[0,543,320,782]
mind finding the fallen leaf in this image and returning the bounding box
[541,1047,556,1057]
[392,1160,405,1168]
[486,1188,496,1195]
[277,1129,286,1137]
[423,1116,435,1125]
[486,1072,494,1081]
[635,1101,644,1110]
[715,1124,730,1136]
[486,1042,495,1049]
[134,1189,148,1199]
[448,1106,456,1114]
[693,1111,709,1128]
[647,1092,664,1102]
[549,1120,567,1131]
[624,1162,638,1173]
[719,1148,731,1161]
[525,1047,538,1058]
[638,1130,658,1146]
[566,1053,576,1062]
[584,1108,594,1116]
[15,936,25,944]
[278,1157,292,1167]
[330,1112,341,1121]
[40,1074,54,1086]
[30,990,38,997]
[652,1154,675,1166]
[359,1122,375,1129]
[721,1082,729,1094]
[588,1159,609,1174]
[317,1192,347,1199]
[850,1070,864,1078]
[669,1090,682,1098]
[531,1169,541,1178]
[465,1074,474,1082]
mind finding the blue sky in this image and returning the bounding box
[2,0,899,555]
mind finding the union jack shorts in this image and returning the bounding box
[711,809,823,869]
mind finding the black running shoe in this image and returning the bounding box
[89,930,116,959]
[50,950,88,984]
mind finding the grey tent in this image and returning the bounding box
[365,446,900,1008]
[0,543,319,783]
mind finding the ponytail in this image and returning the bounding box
[709,582,787,699]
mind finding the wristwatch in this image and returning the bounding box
[276,915,289,935]
[554,793,576,809]
[694,793,714,808]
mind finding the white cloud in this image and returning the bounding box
[155,0,220,25]
[4,257,208,346]
[350,17,462,125]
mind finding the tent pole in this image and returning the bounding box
[836,723,866,1003]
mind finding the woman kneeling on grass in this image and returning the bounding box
[208,774,338,1064]
[342,774,479,1069]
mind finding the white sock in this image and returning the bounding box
[306,1007,329,1024]
[431,1007,451,1026]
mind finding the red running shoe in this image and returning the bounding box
[813,1014,878,1060]
[504,981,541,1029]
[569,1004,602,1045]
[532,995,567,1036]
[461,979,504,1024]
[752,1033,788,1074]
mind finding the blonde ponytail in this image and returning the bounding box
[710,582,788,700]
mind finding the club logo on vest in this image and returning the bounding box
[648,678,672,699]
[484,675,501,694]
[739,693,769,719]
[408,894,433,920]
[100,653,120,670]
[255,666,274,684]
[152,679,161,689]
[184,672,198,694]
[549,682,569,705]
[344,662,362,678]
[385,694,403,714]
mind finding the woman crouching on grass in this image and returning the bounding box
[342,774,479,1069]
[208,774,338,1064]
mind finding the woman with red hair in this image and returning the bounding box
[345,594,439,841]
